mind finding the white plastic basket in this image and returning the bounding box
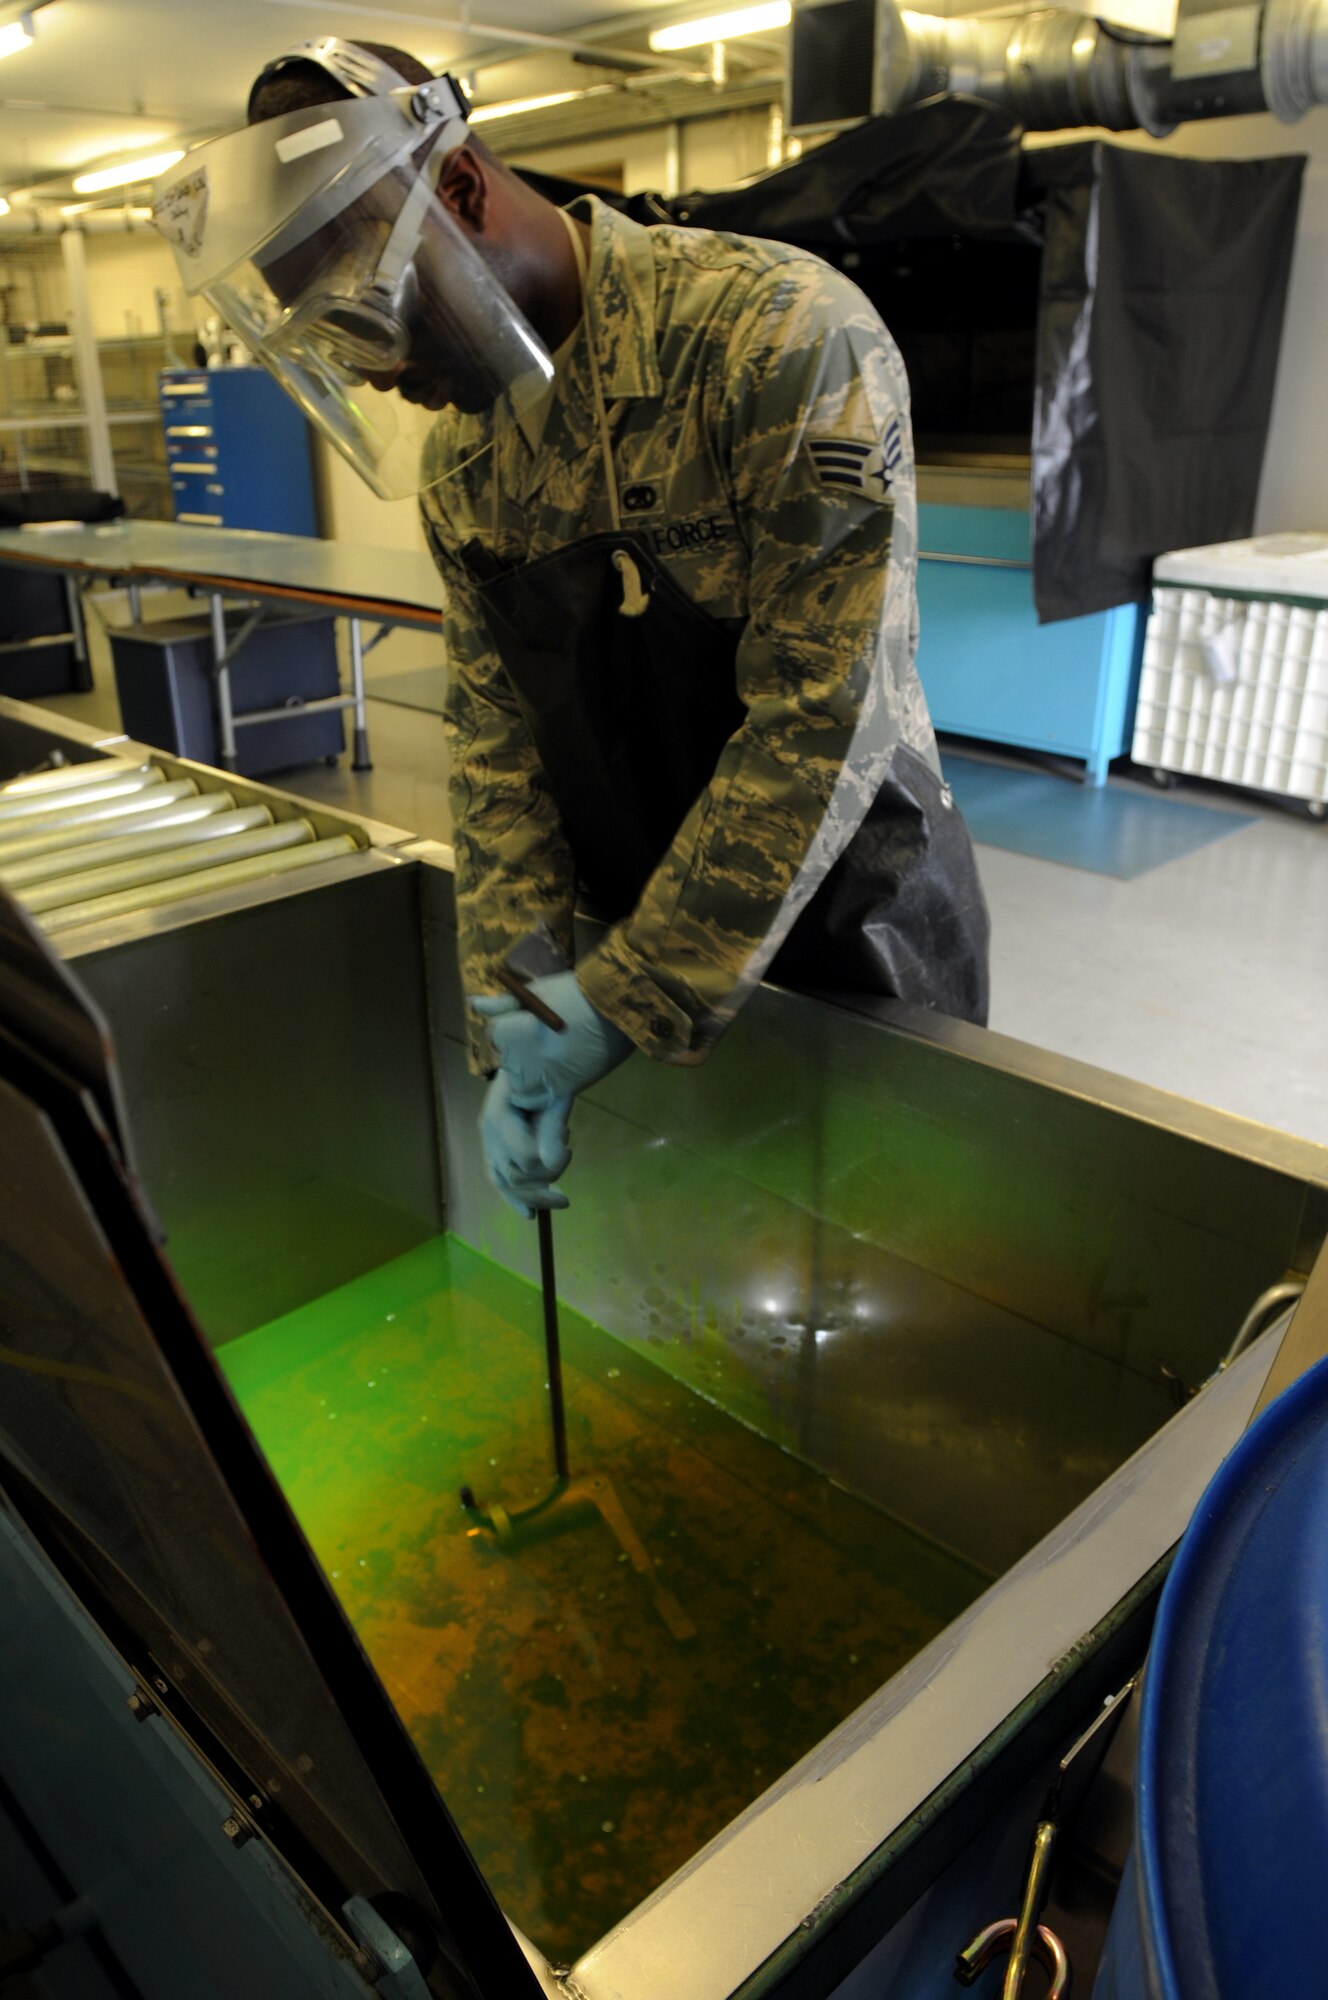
[1133,539,1328,810]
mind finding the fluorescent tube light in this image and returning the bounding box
[0,16,34,61]
[649,3,791,51]
[469,92,579,123]
[73,149,185,195]
[0,197,10,217]
[62,199,153,219]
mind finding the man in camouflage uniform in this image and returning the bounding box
[422,194,984,1029]
[240,39,989,1218]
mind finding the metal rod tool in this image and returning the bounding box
[538,1207,570,1484]
[460,964,695,1643]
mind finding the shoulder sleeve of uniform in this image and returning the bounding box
[718,255,910,518]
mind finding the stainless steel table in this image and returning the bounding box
[0,521,446,773]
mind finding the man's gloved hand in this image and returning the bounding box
[478,1070,573,1219]
[471,972,634,1216]
[472,972,633,1111]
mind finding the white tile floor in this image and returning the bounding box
[977,804,1328,1144]
[37,587,1328,1150]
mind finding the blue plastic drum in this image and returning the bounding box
[1095,1353,1328,1999]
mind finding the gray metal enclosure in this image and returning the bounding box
[71,839,1326,1580]
[4,705,1327,1997]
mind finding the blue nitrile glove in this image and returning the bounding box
[472,972,634,1112]
[477,1069,573,1220]
[471,972,633,1217]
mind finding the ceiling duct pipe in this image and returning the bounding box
[886,7,1169,131]
[791,0,1328,135]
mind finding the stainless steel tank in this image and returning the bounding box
[1,696,1324,1999]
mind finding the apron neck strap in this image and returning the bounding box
[558,204,621,533]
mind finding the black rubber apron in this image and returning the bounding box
[454,524,990,1024]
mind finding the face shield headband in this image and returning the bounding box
[151,79,554,499]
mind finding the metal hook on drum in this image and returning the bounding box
[956,1813,1070,1996]
[955,1916,1071,1997]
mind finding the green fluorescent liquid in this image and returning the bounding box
[219,1235,985,1966]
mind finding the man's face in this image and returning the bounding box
[361,286,495,414]
[263,181,501,417]
[363,343,502,419]
[377,193,509,416]
[363,355,454,410]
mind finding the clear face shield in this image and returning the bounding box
[151,80,553,500]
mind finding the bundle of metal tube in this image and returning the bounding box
[0,759,357,931]
[853,0,1328,135]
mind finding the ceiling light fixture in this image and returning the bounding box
[0,196,10,217]
[72,148,185,195]
[468,91,580,123]
[61,198,153,216]
[0,14,34,62]
[648,2,791,52]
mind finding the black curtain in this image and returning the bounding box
[519,100,1304,623]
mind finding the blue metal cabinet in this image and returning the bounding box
[916,503,1145,786]
[160,368,318,536]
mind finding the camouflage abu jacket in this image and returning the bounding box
[420,193,938,1070]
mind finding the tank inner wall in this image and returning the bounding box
[422,878,1324,1578]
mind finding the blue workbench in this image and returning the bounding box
[916,502,1144,787]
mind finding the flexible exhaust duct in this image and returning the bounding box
[793,0,1328,134]
[892,8,1178,132]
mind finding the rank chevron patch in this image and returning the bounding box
[807,417,904,503]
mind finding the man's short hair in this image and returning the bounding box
[247,40,432,124]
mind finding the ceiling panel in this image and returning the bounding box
[0,105,184,191]
[0,0,750,200]
[0,0,784,205]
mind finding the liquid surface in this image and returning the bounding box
[220,1235,985,1965]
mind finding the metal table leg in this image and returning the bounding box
[65,575,92,692]
[209,591,238,772]
[126,582,143,625]
[348,618,373,771]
